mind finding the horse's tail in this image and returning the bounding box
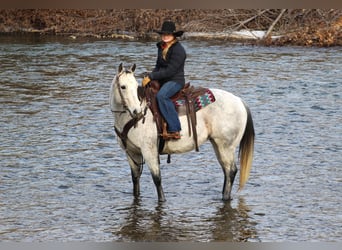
[238,102,255,191]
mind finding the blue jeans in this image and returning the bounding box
[156,81,183,132]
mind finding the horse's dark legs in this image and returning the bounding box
[222,163,237,201]
[128,153,165,201]
[210,139,237,201]
[127,154,143,198]
[152,173,166,202]
[144,154,166,202]
[131,168,141,197]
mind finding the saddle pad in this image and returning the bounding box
[173,88,216,112]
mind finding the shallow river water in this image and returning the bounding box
[0,35,341,241]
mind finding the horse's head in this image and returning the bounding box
[110,63,142,118]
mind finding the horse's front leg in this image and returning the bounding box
[126,153,143,198]
[131,168,141,198]
[142,148,165,202]
[152,168,165,202]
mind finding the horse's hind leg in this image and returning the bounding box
[222,161,237,200]
[210,139,238,201]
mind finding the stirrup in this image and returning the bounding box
[160,122,181,140]
[161,131,181,140]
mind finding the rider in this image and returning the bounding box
[142,20,186,140]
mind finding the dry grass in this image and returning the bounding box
[0,9,341,46]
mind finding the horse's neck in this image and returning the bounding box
[114,111,133,130]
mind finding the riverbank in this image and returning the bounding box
[0,9,341,46]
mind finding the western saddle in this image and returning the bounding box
[138,80,211,153]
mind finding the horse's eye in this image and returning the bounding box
[120,85,126,90]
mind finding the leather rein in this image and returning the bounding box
[114,112,144,149]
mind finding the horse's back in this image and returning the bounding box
[199,88,248,142]
[210,88,243,105]
[204,88,247,117]
[162,88,248,153]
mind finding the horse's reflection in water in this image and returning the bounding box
[210,198,258,241]
[115,198,179,241]
[114,198,258,242]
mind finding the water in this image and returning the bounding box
[0,35,341,242]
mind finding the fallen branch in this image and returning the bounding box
[264,9,287,39]
[232,9,269,31]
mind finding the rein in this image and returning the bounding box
[114,112,145,169]
[114,112,144,149]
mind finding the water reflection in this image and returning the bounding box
[209,198,258,242]
[114,198,257,242]
[115,198,180,241]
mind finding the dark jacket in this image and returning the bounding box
[149,40,186,86]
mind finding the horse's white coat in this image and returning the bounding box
[110,65,253,201]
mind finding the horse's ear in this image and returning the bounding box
[130,64,136,72]
[118,63,123,73]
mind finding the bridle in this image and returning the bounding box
[112,70,146,168]
[111,73,129,115]
[112,71,146,118]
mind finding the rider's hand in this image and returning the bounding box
[142,76,151,87]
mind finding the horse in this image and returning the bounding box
[109,63,255,202]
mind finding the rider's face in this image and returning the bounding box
[161,34,175,43]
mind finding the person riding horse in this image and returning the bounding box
[142,20,186,140]
[110,63,255,202]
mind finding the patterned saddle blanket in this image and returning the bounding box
[173,87,216,113]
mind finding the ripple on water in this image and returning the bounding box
[0,37,341,241]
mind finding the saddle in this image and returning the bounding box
[138,80,216,152]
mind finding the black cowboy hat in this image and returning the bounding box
[155,20,184,37]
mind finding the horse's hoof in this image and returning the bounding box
[222,196,232,202]
[158,196,166,202]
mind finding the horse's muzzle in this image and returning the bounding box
[131,109,143,120]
